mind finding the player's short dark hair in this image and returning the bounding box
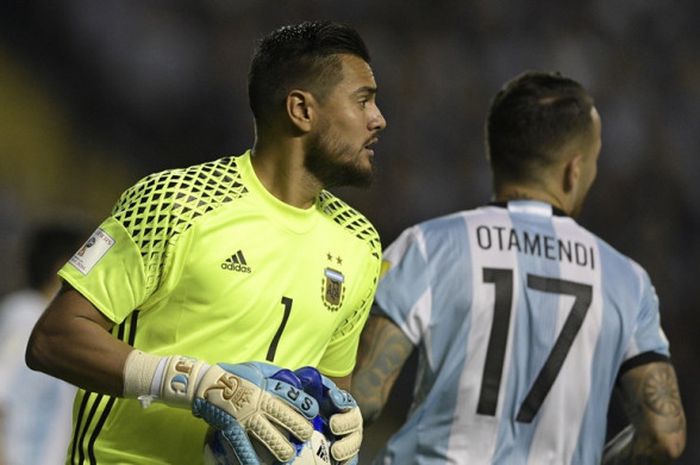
[485,71,595,185]
[25,223,85,290]
[248,21,371,127]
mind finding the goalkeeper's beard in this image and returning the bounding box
[304,123,374,189]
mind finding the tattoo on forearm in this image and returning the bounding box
[354,318,414,422]
[642,365,682,419]
[608,362,686,464]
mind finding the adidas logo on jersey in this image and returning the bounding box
[221,250,251,273]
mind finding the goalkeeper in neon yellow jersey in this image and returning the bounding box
[26,20,385,465]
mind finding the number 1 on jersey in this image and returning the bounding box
[477,268,514,416]
[266,296,293,362]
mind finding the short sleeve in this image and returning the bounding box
[372,226,431,344]
[623,268,670,362]
[58,217,148,323]
[57,167,210,324]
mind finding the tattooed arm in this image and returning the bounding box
[602,361,686,465]
[351,315,415,425]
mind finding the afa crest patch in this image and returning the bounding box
[322,267,345,311]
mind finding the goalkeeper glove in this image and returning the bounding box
[294,366,362,465]
[123,351,318,464]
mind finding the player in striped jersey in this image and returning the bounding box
[352,71,686,464]
[26,21,385,465]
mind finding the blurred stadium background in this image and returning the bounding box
[0,0,697,462]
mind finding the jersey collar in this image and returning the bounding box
[489,200,569,217]
[238,150,320,233]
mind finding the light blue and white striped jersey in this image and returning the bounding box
[371,200,670,465]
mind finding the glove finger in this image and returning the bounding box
[219,423,263,465]
[327,386,358,410]
[271,368,303,388]
[246,361,296,379]
[330,430,362,463]
[267,377,319,419]
[294,366,324,400]
[247,413,296,463]
[329,407,362,435]
[261,394,314,441]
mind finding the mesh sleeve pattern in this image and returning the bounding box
[111,156,248,294]
[317,191,381,338]
[317,191,381,260]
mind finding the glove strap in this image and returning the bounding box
[123,350,163,399]
[123,350,210,408]
[160,355,210,406]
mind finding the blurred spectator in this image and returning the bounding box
[0,222,85,465]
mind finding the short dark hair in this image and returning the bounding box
[248,21,371,127]
[485,71,594,185]
[26,223,85,290]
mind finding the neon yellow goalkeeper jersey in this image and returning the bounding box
[58,150,381,465]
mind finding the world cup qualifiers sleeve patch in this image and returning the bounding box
[69,228,115,275]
